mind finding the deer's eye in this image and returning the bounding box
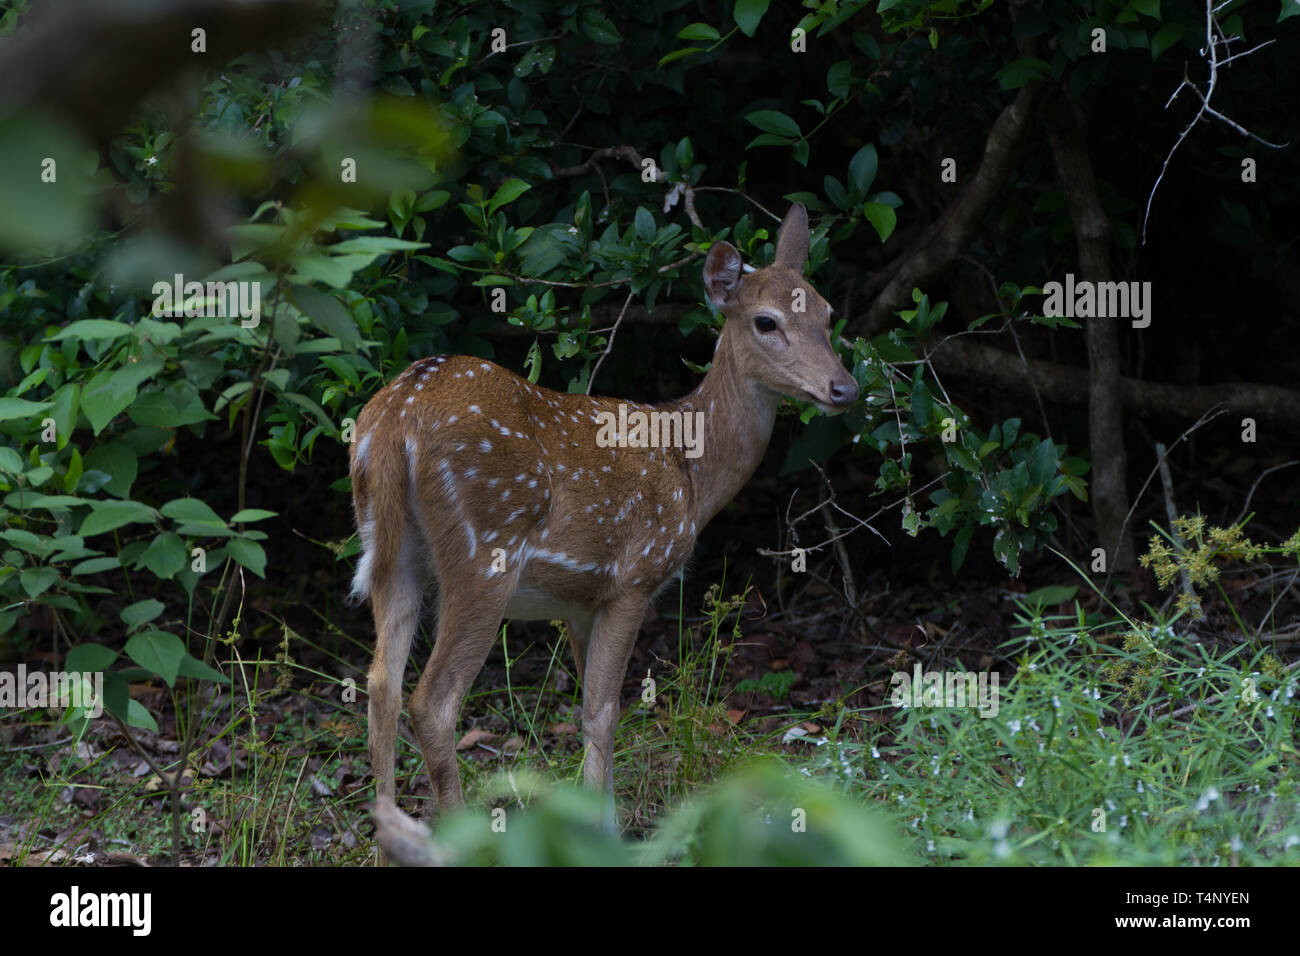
[753,315,778,333]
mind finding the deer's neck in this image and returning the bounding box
[673,325,780,526]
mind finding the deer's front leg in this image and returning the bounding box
[579,593,646,833]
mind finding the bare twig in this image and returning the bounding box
[1142,0,1288,242]
[1106,405,1228,591]
[1233,460,1299,527]
[587,290,634,394]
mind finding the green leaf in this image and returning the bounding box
[160,497,227,527]
[994,57,1050,90]
[657,47,703,67]
[80,359,164,434]
[734,0,771,36]
[863,202,897,242]
[44,319,133,343]
[746,110,801,138]
[1023,584,1079,606]
[48,383,80,449]
[327,236,428,254]
[414,190,450,213]
[0,446,23,474]
[65,643,117,673]
[138,531,187,579]
[1150,22,1182,59]
[677,22,721,41]
[1029,437,1058,487]
[62,447,84,492]
[487,179,531,215]
[848,144,878,195]
[78,499,156,537]
[177,654,229,683]
[290,251,359,288]
[128,389,216,428]
[72,556,121,575]
[121,598,165,631]
[125,629,186,687]
[84,440,138,498]
[20,567,58,598]
[951,525,974,573]
[827,60,852,100]
[634,207,656,242]
[226,537,267,577]
[580,8,622,44]
[229,508,277,523]
[1132,0,1159,18]
[288,285,362,351]
[125,698,158,732]
[0,396,53,423]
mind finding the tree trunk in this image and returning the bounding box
[1042,92,1134,571]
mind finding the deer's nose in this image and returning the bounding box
[828,376,859,407]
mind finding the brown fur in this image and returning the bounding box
[350,204,858,835]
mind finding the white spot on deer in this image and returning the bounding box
[470,405,481,414]
[480,439,492,453]
[356,432,372,466]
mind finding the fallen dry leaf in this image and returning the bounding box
[455,727,498,751]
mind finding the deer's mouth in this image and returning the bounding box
[804,391,851,414]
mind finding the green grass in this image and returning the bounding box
[8,546,1298,865]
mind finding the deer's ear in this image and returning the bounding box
[704,241,743,308]
[774,202,809,271]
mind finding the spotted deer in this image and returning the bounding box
[349,203,858,832]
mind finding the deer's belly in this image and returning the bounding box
[503,583,589,621]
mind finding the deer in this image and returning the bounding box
[348,202,858,835]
